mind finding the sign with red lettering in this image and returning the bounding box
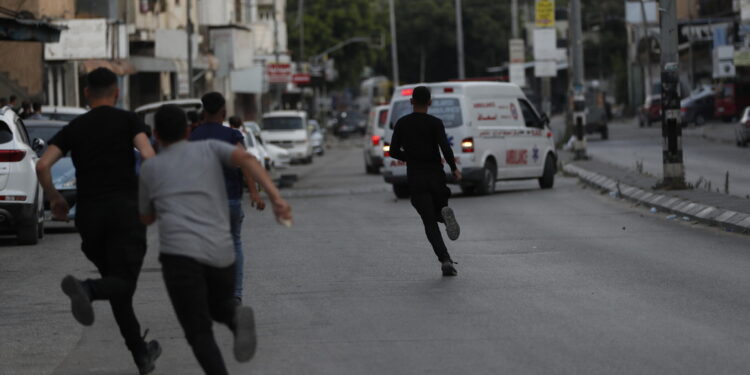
[292,73,311,85]
[506,149,528,165]
[267,63,292,83]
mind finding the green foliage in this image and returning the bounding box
[287,0,388,89]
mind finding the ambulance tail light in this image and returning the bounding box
[371,135,381,146]
[461,137,474,153]
[383,142,391,157]
[400,88,413,96]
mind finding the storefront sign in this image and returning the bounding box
[266,63,292,84]
[535,0,555,28]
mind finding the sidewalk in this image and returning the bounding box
[561,152,750,234]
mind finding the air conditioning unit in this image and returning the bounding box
[714,46,736,78]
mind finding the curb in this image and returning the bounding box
[563,163,750,234]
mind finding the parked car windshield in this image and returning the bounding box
[263,117,304,131]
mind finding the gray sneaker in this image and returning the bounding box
[233,306,257,362]
[61,275,94,326]
[441,207,460,241]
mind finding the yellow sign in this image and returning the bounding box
[735,49,750,67]
[535,0,555,28]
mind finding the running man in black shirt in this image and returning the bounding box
[35,68,161,374]
[390,86,462,276]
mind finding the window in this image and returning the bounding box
[262,117,304,131]
[518,99,543,128]
[390,98,463,129]
[377,109,388,128]
[0,122,13,144]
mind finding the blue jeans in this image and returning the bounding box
[228,199,245,299]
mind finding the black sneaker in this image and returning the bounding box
[441,260,458,277]
[60,275,94,326]
[134,332,162,375]
[441,207,460,241]
[233,306,257,362]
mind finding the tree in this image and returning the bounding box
[287,0,388,89]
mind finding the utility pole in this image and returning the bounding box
[455,0,466,79]
[186,0,194,97]
[570,0,587,159]
[511,0,519,38]
[659,0,685,188]
[389,0,399,87]
[298,0,304,62]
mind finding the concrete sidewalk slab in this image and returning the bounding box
[562,155,750,234]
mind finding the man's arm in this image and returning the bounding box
[138,167,156,225]
[35,145,68,220]
[436,121,461,180]
[229,148,291,223]
[133,133,156,160]
[389,122,406,161]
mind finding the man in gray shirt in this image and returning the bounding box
[139,105,292,374]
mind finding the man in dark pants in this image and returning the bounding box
[189,92,265,305]
[140,105,292,374]
[36,68,161,374]
[390,86,462,276]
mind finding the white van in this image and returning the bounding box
[261,111,313,164]
[382,82,557,198]
[363,104,389,174]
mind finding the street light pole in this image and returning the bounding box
[298,0,304,62]
[511,0,519,39]
[389,0,399,87]
[455,0,466,80]
[186,0,194,97]
[659,0,685,188]
[570,0,587,160]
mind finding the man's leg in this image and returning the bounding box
[228,199,245,301]
[103,198,150,356]
[410,191,452,263]
[206,262,258,362]
[161,254,230,375]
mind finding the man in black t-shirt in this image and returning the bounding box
[390,86,462,276]
[36,68,161,374]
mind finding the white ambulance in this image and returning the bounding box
[382,82,557,198]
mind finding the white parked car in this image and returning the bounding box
[0,108,46,244]
[41,106,87,122]
[383,82,557,198]
[364,104,389,174]
[244,121,290,169]
[261,111,314,164]
[134,99,202,130]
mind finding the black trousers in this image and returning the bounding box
[160,254,237,375]
[408,169,452,263]
[75,195,147,355]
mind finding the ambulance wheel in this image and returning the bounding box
[393,184,410,199]
[475,160,496,196]
[539,154,556,189]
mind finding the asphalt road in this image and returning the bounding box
[2,139,750,374]
[563,118,750,198]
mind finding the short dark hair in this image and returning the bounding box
[201,92,225,115]
[228,116,242,128]
[412,86,431,106]
[32,102,42,111]
[186,110,199,124]
[9,95,16,102]
[154,104,187,143]
[87,68,118,98]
